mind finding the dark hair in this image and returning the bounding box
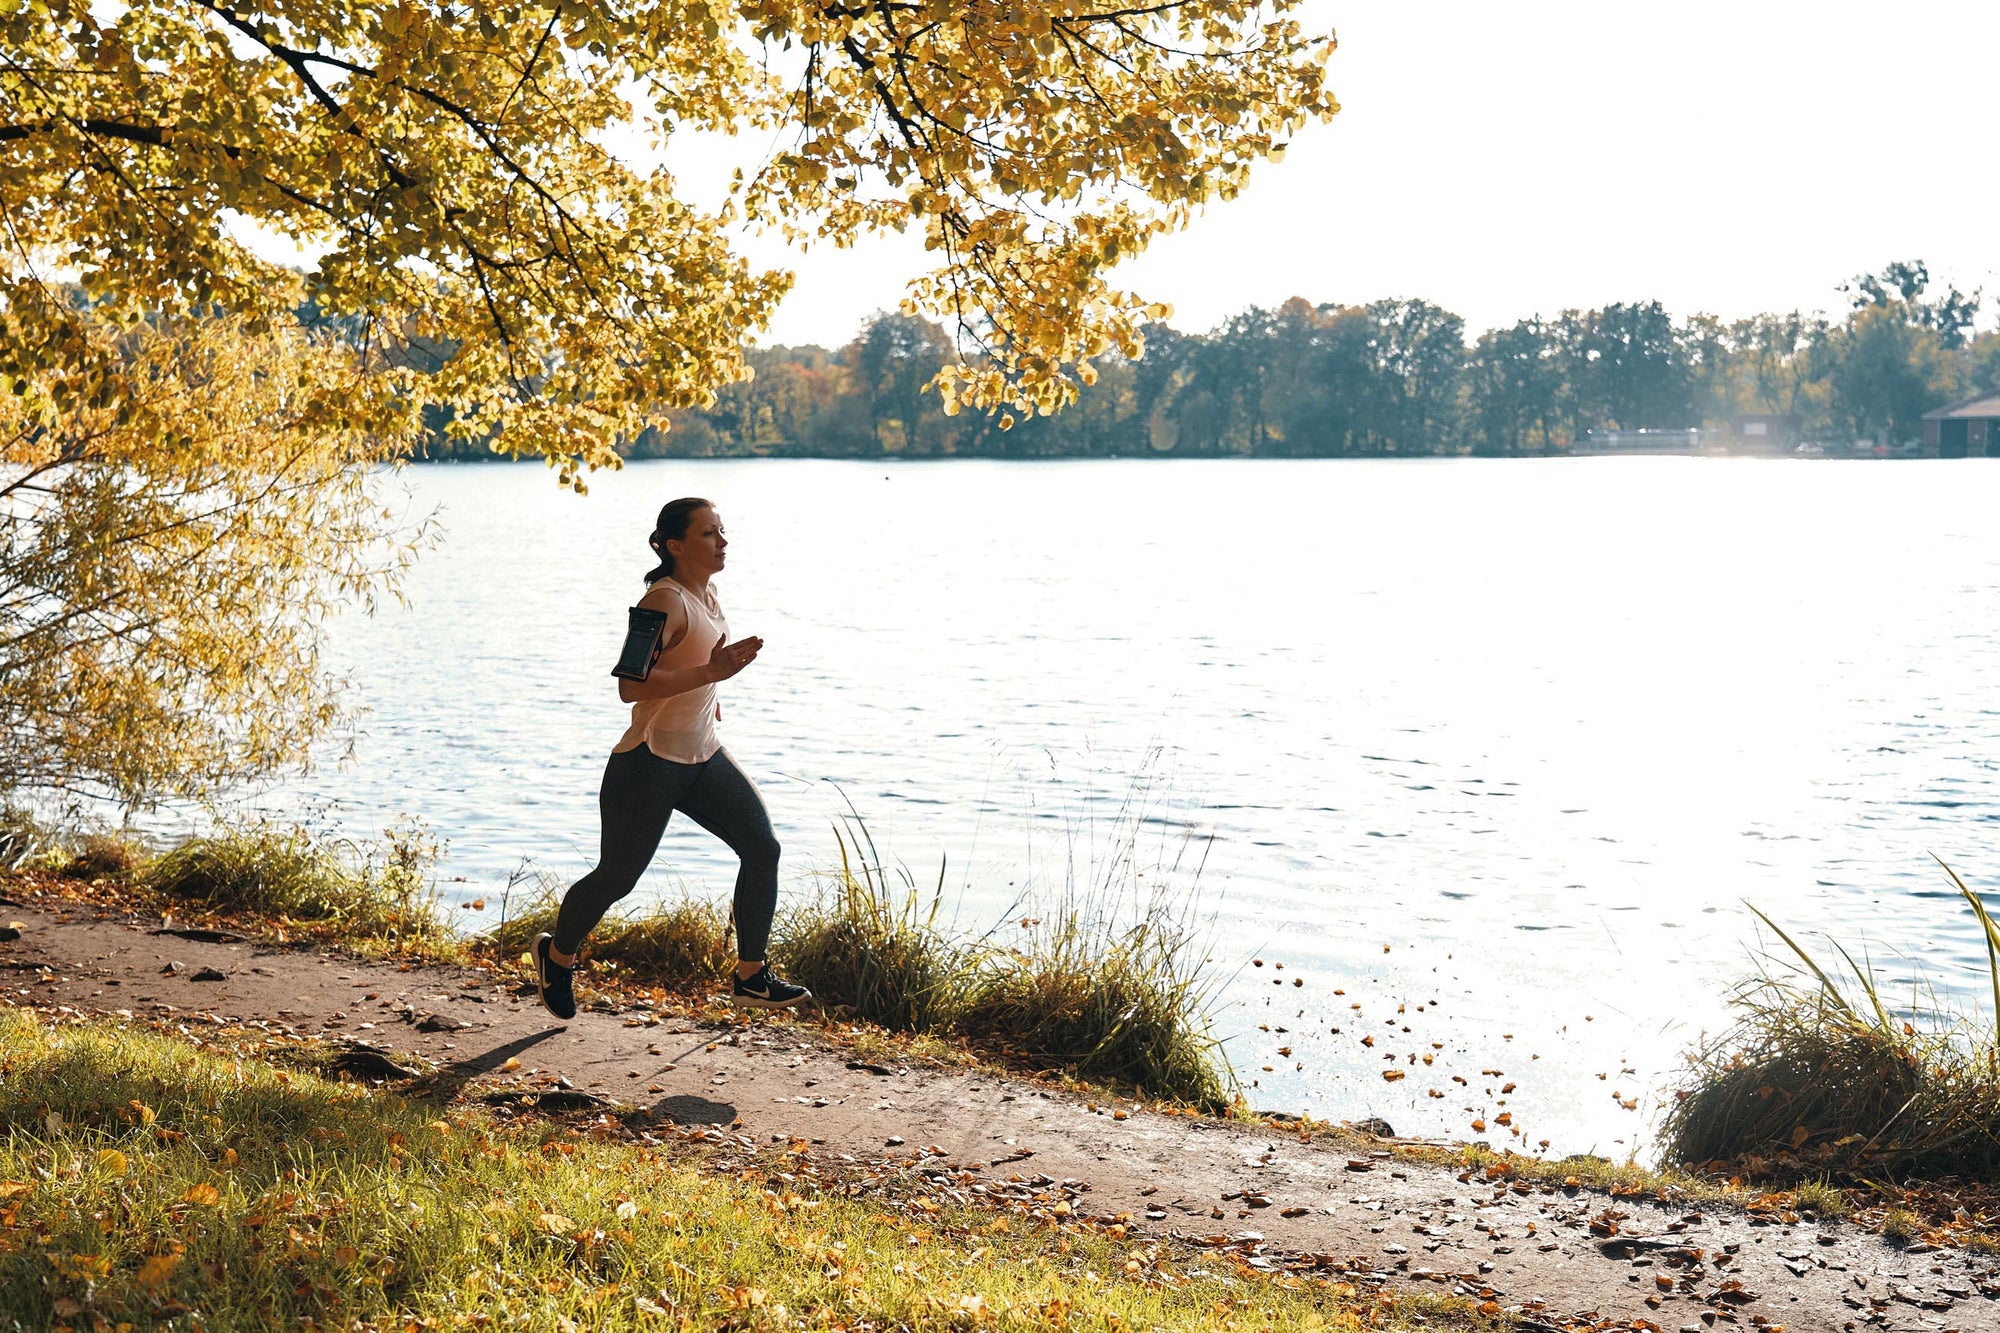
[643,497,715,583]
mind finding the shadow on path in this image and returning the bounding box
[410,1027,566,1103]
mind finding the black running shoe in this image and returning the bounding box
[532,932,577,1021]
[732,964,812,1010]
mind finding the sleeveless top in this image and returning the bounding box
[613,576,725,764]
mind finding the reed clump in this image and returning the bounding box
[143,821,457,954]
[776,818,1230,1108]
[1663,863,2000,1178]
[959,903,1229,1111]
[773,828,974,1034]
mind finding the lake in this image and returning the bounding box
[217,456,2000,1160]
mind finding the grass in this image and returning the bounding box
[1790,1177,1851,1220]
[1662,861,2000,1178]
[957,892,1229,1111]
[773,825,976,1034]
[142,820,463,960]
[1880,1207,1924,1247]
[489,871,736,989]
[0,1007,1450,1333]
[773,817,1233,1110]
[7,802,1231,1109]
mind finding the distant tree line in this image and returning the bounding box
[409,260,2000,460]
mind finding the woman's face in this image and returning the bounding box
[667,507,727,578]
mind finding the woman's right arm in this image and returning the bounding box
[617,587,763,703]
[619,637,764,703]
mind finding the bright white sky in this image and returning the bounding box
[226,1,2000,347]
[739,0,2000,347]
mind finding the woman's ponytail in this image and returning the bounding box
[643,496,714,584]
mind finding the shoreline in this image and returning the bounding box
[8,877,1996,1329]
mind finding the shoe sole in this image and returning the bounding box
[731,991,813,1010]
[531,932,577,1021]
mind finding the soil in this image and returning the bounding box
[3,891,1995,1333]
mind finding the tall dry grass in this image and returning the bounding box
[143,821,458,955]
[781,796,1232,1108]
[1663,860,2000,1176]
[486,866,735,986]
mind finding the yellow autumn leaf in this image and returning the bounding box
[179,1184,220,1206]
[95,1149,128,1176]
[539,1212,577,1234]
[136,1253,180,1291]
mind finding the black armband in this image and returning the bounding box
[611,606,672,680]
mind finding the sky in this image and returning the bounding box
[727,0,2000,348]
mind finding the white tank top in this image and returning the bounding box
[613,577,725,764]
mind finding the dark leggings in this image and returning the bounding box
[552,746,780,960]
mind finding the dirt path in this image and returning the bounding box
[3,893,1994,1332]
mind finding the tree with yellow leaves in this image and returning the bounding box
[0,298,426,802]
[0,0,1334,800]
[3,0,1336,464]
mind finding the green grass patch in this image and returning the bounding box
[1880,1207,1924,1247]
[142,821,462,960]
[0,1007,1431,1332]
[1663,866,2000,1178]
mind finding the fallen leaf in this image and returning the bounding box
[539,1212,577,1234]
[179,1183,220,1205]
[1381,1069,1405,1082]
[136,1253,180,1291]
[96,1149,128,1176]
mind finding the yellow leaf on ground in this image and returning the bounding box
[0,1181,31,1199]
[136,1253,180,1290]
[539,1212,577,1234]
[179,1183,220,1205]
[96,1149,128,1176]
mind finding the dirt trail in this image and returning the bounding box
[3,893,1995,1333]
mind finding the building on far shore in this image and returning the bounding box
[1569,427,1719,455]
[1732,414,1800,454]
[1922,390,2000,458]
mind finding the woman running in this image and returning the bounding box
[532,496,811,1019]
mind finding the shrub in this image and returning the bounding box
[62,830,148,879]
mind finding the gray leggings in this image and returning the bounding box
[552,745,780,960]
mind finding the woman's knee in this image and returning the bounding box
[583,858,649,905]
[740,830,781,870]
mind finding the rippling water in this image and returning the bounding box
[210,456,2000,1159]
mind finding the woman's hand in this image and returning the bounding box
[706,635,764,682]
